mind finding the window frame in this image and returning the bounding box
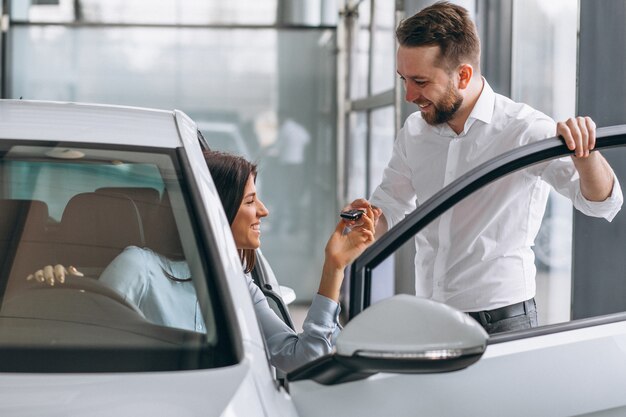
[0,139,242,372]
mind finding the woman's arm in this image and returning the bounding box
[248,274,340,372]
[250,207,376,372]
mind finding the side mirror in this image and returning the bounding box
[288,294,487,385]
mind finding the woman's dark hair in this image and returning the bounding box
[203,150,258,273]
[396,1,480,72]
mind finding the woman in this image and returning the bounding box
[31,150,377,372]
[203,150,377,371]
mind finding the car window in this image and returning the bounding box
[0,142,237,372]
[352,131,626,337]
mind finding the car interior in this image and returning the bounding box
[0,188,185,299]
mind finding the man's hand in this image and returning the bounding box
[26,265,84,287]
[326,205,377,269]
[557,116,596,158]
[343,198,386,237]
[557,116,614,201]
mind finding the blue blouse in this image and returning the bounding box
[99,246,341,372]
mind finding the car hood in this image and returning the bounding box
[0,360,265,417]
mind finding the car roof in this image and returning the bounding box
[0,99,183,148]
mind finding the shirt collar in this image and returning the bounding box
[432,78,495,138]
[467,77,495,125]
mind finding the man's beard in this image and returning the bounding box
[419,81,463,126]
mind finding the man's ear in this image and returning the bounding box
[457,64,473,90]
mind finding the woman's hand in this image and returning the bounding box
[317,206,377,302]
[26,265,84,287]
[325,205,377,269]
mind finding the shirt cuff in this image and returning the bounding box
[369,198,399,230]
[306,293,341,327]
[577,174,624,222]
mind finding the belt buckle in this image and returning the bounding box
[478,311,492,325]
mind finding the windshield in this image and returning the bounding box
[0,142,234,372]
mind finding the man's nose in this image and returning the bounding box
[404,82,420,103]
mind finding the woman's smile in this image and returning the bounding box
[231,175,269,250]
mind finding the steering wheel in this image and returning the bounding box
[25,275,144,315]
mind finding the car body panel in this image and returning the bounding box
[290,319,626,417]
[0,360,270,417]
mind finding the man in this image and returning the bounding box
[350,1,623,334]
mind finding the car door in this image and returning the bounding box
[287,125,626,417]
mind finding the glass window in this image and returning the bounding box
[511,0,578,325]
[351,7,371,100]
[11,0,278,25]
[0,142,233,371]
[369,0,395,96]
[10,27,279,113]
[346,111,367,201]
[345,106,394,202]
[511,0,577,120]
[11,0,340,26]
[9,26,338,302]
[349,0,396,99]
[369,106,394,191]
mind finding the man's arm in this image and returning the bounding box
[558,116,615,201]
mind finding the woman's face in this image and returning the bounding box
[231,174,269,250]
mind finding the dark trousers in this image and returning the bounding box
[468,298,538,335]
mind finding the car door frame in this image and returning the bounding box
[348,125,626,334]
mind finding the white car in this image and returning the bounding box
[1,99,626,417]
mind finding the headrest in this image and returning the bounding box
[144,190,185,260]
[0,199,49,241]
[59,192,145,260]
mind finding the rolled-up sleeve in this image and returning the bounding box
[540,157,623,221]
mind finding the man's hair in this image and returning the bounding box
[396,1,480,72]
[203,149,258,273]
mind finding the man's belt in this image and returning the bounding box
[468,298,535,324]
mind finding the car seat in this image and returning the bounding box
[55,192,145,276]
